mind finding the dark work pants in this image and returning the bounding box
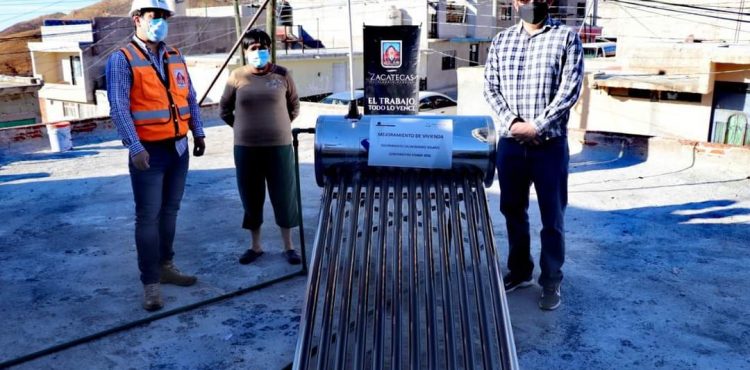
[129,141,189,285]
[234,145,299,230]
[497,137,569,288]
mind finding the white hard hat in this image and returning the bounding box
[130,0,174,16]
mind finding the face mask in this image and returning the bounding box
[518,2,549,25]
[143,18,168,42]
[246,49,270,68]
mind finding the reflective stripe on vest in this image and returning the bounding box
[121,42,192,141]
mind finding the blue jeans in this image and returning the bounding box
[129,141,189,285]
[496,137,569,288]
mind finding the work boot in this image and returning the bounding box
[143,283,163,311]
[539,284,562,311]
[160,261,197,286]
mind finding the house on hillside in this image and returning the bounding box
[577,42,750,146]
[0,76,43,128]
[569,0,750,145]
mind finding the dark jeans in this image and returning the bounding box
[234,145,299,230]
[497,137,569,288]
[129,141,189,285]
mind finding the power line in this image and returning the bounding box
[629,0,750,17]
[615,1,750,37]
[609,0,750,24]
[0,0,69,27]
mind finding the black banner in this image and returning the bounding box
[363,25,421,115]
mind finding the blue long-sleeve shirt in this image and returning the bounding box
[106,36,205,157]
[484,17,584,139]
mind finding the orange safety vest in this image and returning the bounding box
[120,42,191,142]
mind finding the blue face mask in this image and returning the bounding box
[144,18,168,42]
[247,49,270,68]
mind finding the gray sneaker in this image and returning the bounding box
[143,283,163,311]
[539,284,561,311]
[160,261,197,286]
[503,272,533,293]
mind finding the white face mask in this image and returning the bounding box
[139,15,168,42]
[246,49,270,68]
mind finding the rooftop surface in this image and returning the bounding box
[1,118,749,369]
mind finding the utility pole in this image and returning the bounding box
[266,0,277,63]
[592,0,598,27]
[233,0,246,65]
[736,0,745,44]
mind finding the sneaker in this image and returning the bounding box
[503,272,533,293]
[143,283,163,311]
[239,249,264,264]
[539,284,561,311]
[285,249,302,265]
[160,261,197,286]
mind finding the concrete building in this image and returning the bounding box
[184,0,525,96]
[187,50,364,104]
[596,0,749,43]
[456,0,750,147]
[580,42,750,145]
[457,41,750,146]
[27,16,237,123]
[286,0,516,94]
[0,76,44,129]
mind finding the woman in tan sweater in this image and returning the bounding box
[219,29,301,265]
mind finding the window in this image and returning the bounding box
[70,56,82,85]
[608,88,702,103]
[433,97,456,108]
[445,3,467,23]
[469,43,479,67]
[63,101,79,119]
[429,13,438,38]
[442,50,456,70]
[577,2,586,18]
[660,91,701,102]
[419,98,433,111]
[501,6,512,20]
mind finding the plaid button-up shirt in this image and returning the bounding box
[106,36,205,157]
[484,17,584,139]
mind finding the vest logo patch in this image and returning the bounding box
[174,69,187,89]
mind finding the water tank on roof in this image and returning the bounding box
[387,6,402,26]
[279,1,293,26]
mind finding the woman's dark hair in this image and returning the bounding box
[241,29,272,50]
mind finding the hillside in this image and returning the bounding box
[0,0,228,76]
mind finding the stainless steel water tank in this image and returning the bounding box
[314,115,497,187]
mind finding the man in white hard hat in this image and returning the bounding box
[106,0,206,311]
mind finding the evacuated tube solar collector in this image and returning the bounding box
[294,114,519,370]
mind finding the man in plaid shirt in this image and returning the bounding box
[484,0,584,311]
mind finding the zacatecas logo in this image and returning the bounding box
[381,40,402,69]
[174,69,187,89]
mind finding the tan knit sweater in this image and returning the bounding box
[219,64,300,147]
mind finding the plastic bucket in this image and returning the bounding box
[46,121,73,152]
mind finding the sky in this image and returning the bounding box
[0,0,100,33]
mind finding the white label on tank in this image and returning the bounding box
[368,117,453,169]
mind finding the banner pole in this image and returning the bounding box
[346,0,356,100]
[345,0,361,119]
